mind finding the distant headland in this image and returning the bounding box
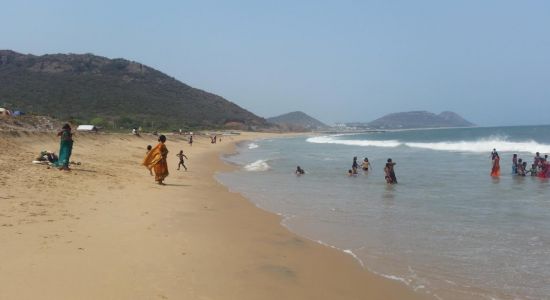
[345,111,475,130]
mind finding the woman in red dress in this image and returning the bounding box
[491,153,501,177]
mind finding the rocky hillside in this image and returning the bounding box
[366,111,474,129]
[267,111,328,131]
[0,50,267,130]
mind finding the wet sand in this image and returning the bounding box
[0,131,428,299]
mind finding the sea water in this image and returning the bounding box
[216,126,550,300]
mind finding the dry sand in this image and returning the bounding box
[0,131,428,300]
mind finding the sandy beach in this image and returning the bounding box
[0,130,427,300]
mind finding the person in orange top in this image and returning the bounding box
[143,135,169,185]
[491,153,501,177]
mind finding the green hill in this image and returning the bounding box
[0,50,267,130]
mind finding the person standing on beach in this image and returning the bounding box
[176,150,188,171]
[146,145,153,175]
[491,153,501,177]
[143,135,169,185]
[189,135,193,146]
[54,123,74,171]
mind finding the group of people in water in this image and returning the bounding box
[293,147,550,185]
[350,156,398,184]
[295,156,398,184]
[491,148,549,178]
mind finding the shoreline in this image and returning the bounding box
[0,131,428,299]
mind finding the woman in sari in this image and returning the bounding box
[143,135,169,185]
[55,123,74,171]
[491,153,500,177]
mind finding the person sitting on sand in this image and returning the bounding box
[143,135,169,185]
[295,166,305,175]
[47,152,59,164]
[176,150,188,171]
[36,150,58,164]
[361,157,370,171]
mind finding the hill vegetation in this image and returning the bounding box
[267,111,328,131]
[0,50,267,130]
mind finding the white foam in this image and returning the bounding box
[405,138,550,154]
[243,159,270,171]
[248,143,259,149]
[307,135,550,154]
[343,249,365,268]
[306,136,400,148]
[378,273,413,286]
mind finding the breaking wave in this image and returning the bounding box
[248,143,259,149]
[306,136,550,154]
[307,136,400,148]
[244,159,270,171]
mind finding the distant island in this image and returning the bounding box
[347,111,474,130]
[0,50,267,130]
[267,111,328,131]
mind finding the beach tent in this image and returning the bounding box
[76,124,98,132]
[0,108,11,117]
[12,110,25,116]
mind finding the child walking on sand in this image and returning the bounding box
[146,145,153,175]
[176,150,188,171]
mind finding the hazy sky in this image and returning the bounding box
[2,0,549,126]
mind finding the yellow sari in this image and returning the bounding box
[143,142,169,182]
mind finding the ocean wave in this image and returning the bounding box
[248,143,259,149]
[243,159,270,171]
[307,136,550,154]
[405,139,550,153]
[306,136,400,148]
